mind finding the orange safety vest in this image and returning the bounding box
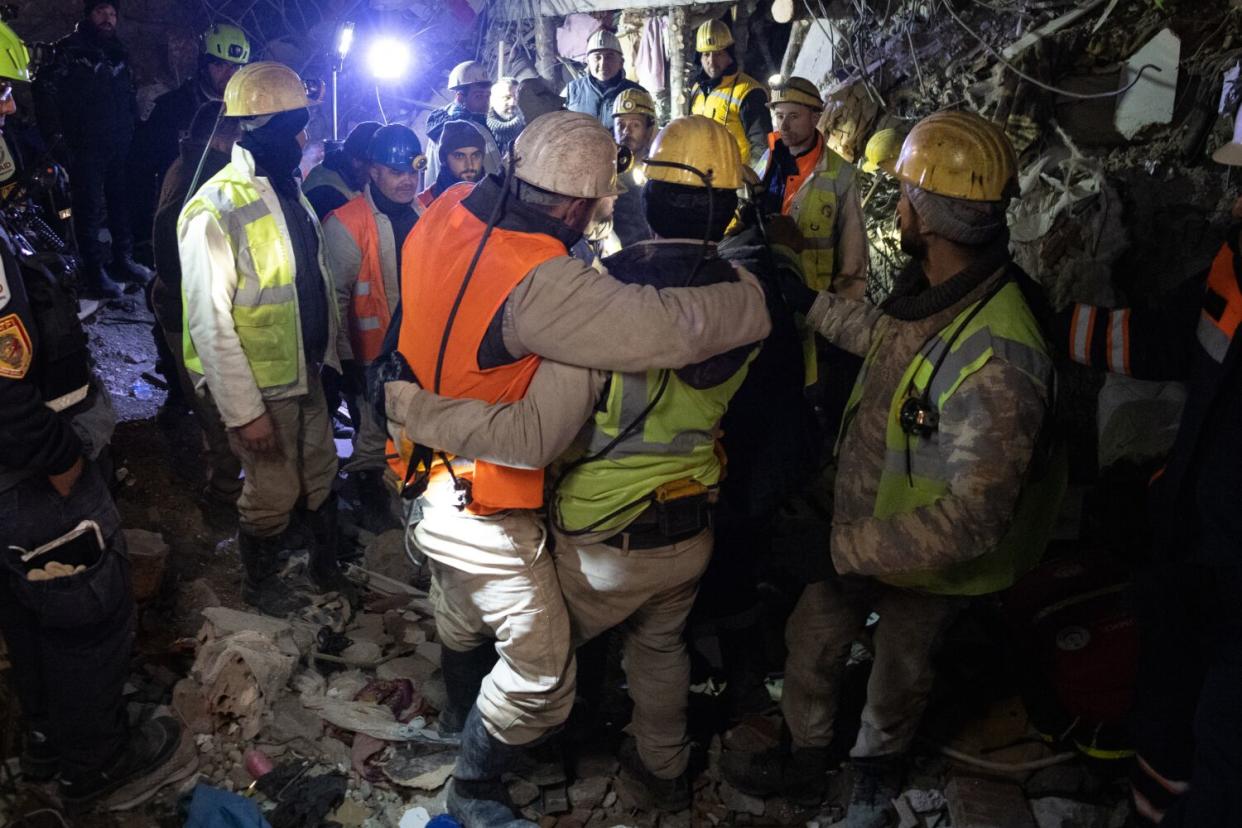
[390,184,568,513]
[329,195,393,364]
[767,131,824,216]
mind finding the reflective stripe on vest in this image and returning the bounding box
[555,357,754,534]
[691,71,763,165]
[330,194,393,363]
[1197,243,1242,364]
[841,278,1066,596]
[393,183,566,513]
[179,164,303,389]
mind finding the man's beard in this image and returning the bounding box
[899,223,928,259]
[457,169,481,183]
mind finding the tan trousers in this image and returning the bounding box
[782,577,963,757]
[553,527,713,779]
[161,327,242,498]
[416,506,576,746]
[225,376,339,537]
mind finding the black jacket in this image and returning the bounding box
[32,24,138,157]
[1061,237,1242,563]
[151,141,230,331]
[0,228,92,488]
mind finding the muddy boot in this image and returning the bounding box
[239,532,309,617]
[446,706,537,828]
[307,496,359,605]
[60,716,181,812]
[354,469,402,533]
[20,727,58,782]
[845,754,904,828]
[617,737,691,812]
[111,254,153,285]
[78,262,123,300]
[719,742,829,804]
[438,643,497,737]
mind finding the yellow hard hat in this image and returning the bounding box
[768,76,822,110]
[0,21,30,83]
[862,128,904,174]
[612,87,656,120]
[223,61,321,118]
[893,110,1017,201]
[203,23,250,66]
[644,115,742,190]
[515,111,619,198]
[695,20,733,53]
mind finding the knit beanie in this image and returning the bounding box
[84,0,117,14]
[343,121,383,160]
[905,184,1008,246]
[438,120,484,161]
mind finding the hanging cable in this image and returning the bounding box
[939,0,1164,100]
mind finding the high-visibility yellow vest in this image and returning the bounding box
[691,71,764,165]
[554,355,754,535]
[179,158,327,388]
[755,132,855,387]
[839,277,1067,595]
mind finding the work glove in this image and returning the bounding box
[776,266,818,317]
[366,350,417,424]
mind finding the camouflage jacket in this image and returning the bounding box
[807,265,1051,578]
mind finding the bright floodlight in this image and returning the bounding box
[336,21,355,60]
[368,38,410,80]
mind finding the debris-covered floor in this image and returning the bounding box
[0,295,1138,827]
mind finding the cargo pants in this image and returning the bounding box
[783,576,963,757]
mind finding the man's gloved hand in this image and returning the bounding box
[366,350,417,423]
[777,266,818,316]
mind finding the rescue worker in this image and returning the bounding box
[131,24,250,249]
[0,25,183,806]
[32,0,148,299]
[689,20,770,167]
[755,76,868,438]
[322,124,424,532]
[150,102,243,506]
[304,120,383,219]
[425,61,500,187]
[377,110,771,826]
[720,112,1066,827]
[385,116,758,813]
[1059,111,1242,828]
[487,76,523,149]
[179,62,349,616]
[417,120,487,209]
[611,86,656,246]
[565,29,646,126]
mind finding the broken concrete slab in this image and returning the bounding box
[171,677,213,735]
[567,776,609,810]
[946,776,1036,828]
[1030,796,1129,828]
[382,742,457,790]
[718,782,765,817]
[266,693,324,743]
[1115,29,1180,140]
[508,777,541,808]
[377,654,438,683]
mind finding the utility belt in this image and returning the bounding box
[600,479,716,551]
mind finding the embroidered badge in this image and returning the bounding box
[0,312,32,379]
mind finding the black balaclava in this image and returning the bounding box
[240,108,309,199]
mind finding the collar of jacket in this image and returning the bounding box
[695,69,738,94]
[603,238,724,288]
[881,242,1011,321]
[587,72,627,94]
[461,174,582,249]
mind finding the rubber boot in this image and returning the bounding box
[60,716,181,812]
[438,643,497,737]
[239,532,310,617]
[845,754,904,828]
[719,741,829,804]
[79,262,123,300]
[111,254,153,284]
[307,495,360,605]
[354,469,402,533]
[446,706,538,828]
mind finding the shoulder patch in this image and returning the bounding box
[0,313,32,379]
[0,264,8,310]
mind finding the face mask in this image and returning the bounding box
[240,108,309,196]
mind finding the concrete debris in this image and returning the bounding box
[1115,29,1181,140]
[718,781,766,817]
[1030,796,1130,828]
[302,696,431,741]
[508,777,541,808]
[567,775,608,810]
[192,629,297,740]
[382,742,457,790]
[901,787,948,813]
[398,806,432,828]
[945,776,1037,828]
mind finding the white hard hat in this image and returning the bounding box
[448,60,491,90]
[514,111,619,199]
[586,29,622,55]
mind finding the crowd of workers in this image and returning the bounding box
[0,3,1238,827]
